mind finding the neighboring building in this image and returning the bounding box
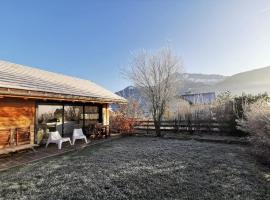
[0,60,126,151]
[181,92,216,105]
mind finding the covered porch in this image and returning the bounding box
[0,60,126,154]
[0,97,111,154]
[36,100,110,144]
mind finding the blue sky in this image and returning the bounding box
[0,0,270,92]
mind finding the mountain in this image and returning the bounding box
[114,86,145,107]
[182,73,226,85]
[175,73,226,94]
[210,66,270,95]
[116,66,270,102]
[115,86,140,99]
[116,73,226,103]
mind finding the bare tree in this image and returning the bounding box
[124,48,182,136]
[123,98,144,119]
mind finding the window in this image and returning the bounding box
[84,106,101,126]
[64,106,83,135]
[37,105,63,135]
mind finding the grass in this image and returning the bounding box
[0,136,269,200]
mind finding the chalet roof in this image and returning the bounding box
[0,60,126,103]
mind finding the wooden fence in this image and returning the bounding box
[134,120,233,134]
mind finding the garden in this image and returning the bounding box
[0,136,269,200]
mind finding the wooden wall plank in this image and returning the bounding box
[0,98,35,148]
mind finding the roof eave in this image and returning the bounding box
[0,87,127,104]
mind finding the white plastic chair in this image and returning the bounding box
[72,129,88,145]
[46,131,72,149]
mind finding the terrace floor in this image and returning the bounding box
[0,134,120,172]
[0,136,270,200]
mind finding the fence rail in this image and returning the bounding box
[134,120,232,134]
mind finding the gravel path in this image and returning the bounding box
[0,136,269,200]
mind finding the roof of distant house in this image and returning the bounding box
[0,60,126,103]
[181,92,216,97]
[181,92,216,105]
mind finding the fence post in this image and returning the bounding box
[188,118,192,134]
[146,120,149,134]
[174,118,178,133]
[178,116,181,133]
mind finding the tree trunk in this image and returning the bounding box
[154,120,162,137]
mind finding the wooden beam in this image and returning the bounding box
[0,88,127,104]
[62,105,65,137]
[83,105,85,132]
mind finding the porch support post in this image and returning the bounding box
[62,104,64,136]
[102,104,110,135]
[102,104,109,126]
[83,105,85,130]
[34,102,39,144]
[98,104,103,123]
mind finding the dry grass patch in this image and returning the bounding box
[0,137,269,200]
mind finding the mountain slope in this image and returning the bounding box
[212,66,270,95]
[116,66,270,101]
[116,73,226,102]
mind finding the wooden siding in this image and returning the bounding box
[0,98,35,148]
[0,129,11,148]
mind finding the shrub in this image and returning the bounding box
[211,92,269,136]
[237,98,270,165]
[233,93,269,119]
[212,91,235,122]
[210,91,242,135]
[110,115,138,135]
[110,99,143,135]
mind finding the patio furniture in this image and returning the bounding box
[91,123,109,139]
[46,131,72,149]
[72,128,88,145]
[84,125,94,137]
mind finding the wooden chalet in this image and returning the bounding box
[0,60,126,153]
